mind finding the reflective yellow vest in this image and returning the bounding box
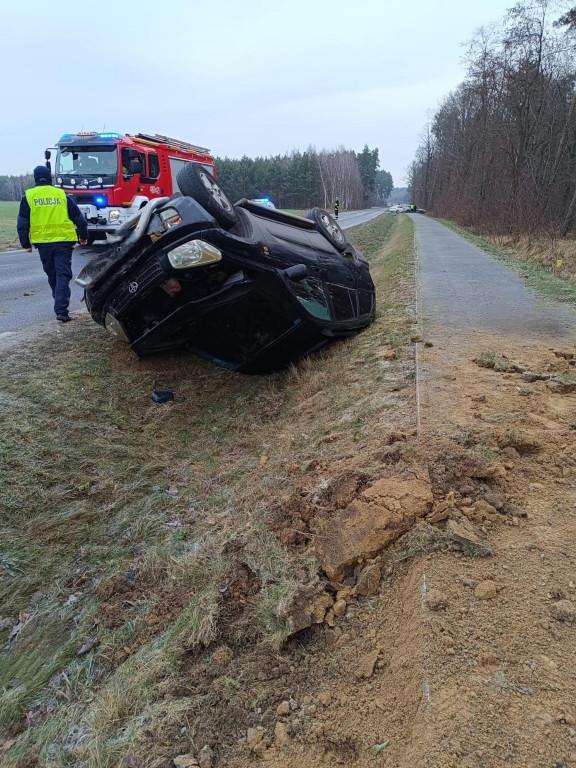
[25,186,77,243]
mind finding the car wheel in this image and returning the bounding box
[177,163,237,229]
[306,208,347,252]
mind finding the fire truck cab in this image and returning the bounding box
[46,132,216,243]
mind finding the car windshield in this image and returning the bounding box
[56,145,118,176]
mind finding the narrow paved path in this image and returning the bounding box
[413,216,576,342]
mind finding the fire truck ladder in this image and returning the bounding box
[134,133,211,155]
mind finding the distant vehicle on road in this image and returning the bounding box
[249,198,275,209]
[388,205,426,214]
[76,164,375,374]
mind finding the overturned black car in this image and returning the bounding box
[76,164,376,375]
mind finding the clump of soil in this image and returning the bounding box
[314,470,434,580]
[269,468,370,548]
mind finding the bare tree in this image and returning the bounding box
[315,148,364,210]
[410,0,576,237]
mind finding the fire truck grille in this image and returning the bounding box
[109,259,164,313]
[70,194,99,206]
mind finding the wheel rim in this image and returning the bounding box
[200,172,233,213]
[321,213,345,243]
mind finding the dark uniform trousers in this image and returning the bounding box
[37,243,74,318]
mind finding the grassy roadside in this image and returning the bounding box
[0,202,19,250]
[435,217,576,305]
[0,212,415,767]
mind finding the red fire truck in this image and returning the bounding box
[45,132,217,243]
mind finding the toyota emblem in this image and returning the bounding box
[128,282,139,294]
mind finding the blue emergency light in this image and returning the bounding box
[98,132,121,139]
[94,195,108,208]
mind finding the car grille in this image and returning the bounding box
[109,258,164,314]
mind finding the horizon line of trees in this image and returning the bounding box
[409,1,576,237]
[0,174,34,202]
[1,146,394,209]
[214,145,391,209]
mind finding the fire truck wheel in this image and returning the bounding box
[177,164,237,229]
[306,208,347,252]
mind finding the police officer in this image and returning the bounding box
[334,198,340,219]
[17,166,88,322]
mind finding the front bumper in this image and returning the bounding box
[77,203,136,234]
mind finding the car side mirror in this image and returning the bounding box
[283,264,308,281]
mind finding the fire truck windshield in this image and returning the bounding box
[56,145,118,177]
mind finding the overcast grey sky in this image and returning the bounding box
[2,0,526,186]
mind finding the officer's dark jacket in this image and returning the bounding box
[17,181,88,249]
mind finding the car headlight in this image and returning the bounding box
[104,313,129,342]
[109,209,121,221]
[168,240,222,269]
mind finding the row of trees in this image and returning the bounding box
[1,147,393,209]
[409,1,576,236]
[214,145,391,209]
[0,174,34,202]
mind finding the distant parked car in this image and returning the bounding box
[75,164,375,375]
[402,205,426,213]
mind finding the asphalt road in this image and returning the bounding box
[0,247,94,333]
[0,208,386,335]
[338,208,387,229]
[413,215,576,342]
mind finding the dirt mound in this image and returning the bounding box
[268,467,371,549]
[219,336,576,768]
[315,471,434,580]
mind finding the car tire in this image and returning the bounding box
[177,163,237,229]
[306,208,347,252]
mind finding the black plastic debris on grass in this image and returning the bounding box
[151,381,185,404]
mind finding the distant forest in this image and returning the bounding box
[410,1,576,237]
[214,146,392,209]
[0,146,393,209]
[0,174,34,202]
